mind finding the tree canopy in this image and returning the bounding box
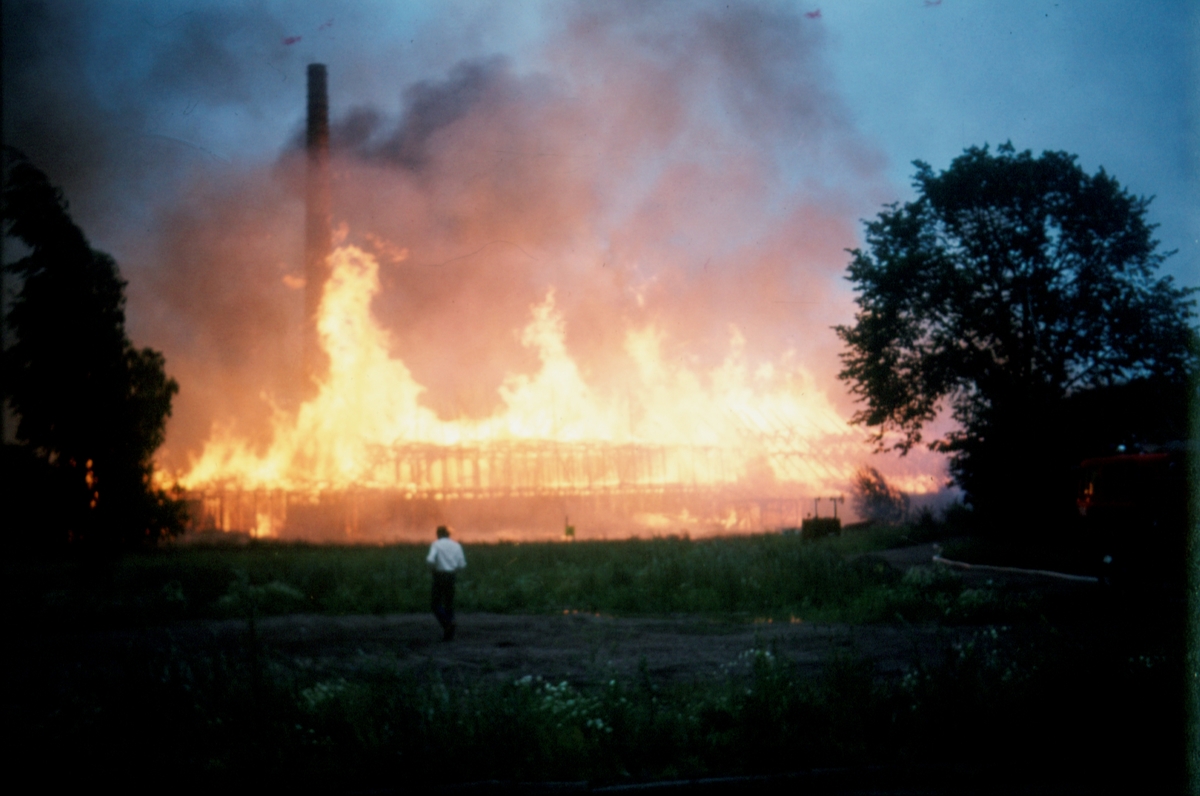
[836,144,1197,518]
[2,149,182,549]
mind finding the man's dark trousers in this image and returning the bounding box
[432,571,457,639]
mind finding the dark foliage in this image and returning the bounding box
[2,149,183,549]
[850,466,909,523]
[9,617,1185,791]
[836,143,1198,523]
[1057,374,1192,457]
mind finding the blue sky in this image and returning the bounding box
[827,1,1197,280]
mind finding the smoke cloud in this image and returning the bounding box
[3,0,944,495]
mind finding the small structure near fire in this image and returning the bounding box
[799,495,843,539]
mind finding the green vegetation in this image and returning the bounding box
[836,143,1197,522]
[7,526,1046,630]
[2,150,182,549]
[10,618,1182,791]
[7,524,1187,789]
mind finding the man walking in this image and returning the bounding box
[426,525,466,641]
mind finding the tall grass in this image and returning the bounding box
[8,531,1038,628]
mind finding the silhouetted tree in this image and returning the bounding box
[850,466,908,524]
[836,144,1197,525]
[2,149,183,549]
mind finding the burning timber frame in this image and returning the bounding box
[188,440,815,540]
[183,64,841,541]
[366,440,741,497]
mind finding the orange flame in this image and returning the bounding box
[179,242,938,537]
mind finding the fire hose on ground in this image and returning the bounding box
[931,544,1100,584]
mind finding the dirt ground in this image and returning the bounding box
[24,609,988,688]
[21,545,1102,688]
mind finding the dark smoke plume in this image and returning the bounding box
[4,1,915,483]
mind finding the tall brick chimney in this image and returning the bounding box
[304,63,332,387]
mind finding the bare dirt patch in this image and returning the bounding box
[258,612,984,683]
[25,611,988,688]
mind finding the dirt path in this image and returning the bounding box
[26,611,985,689]
[242,611,981,683]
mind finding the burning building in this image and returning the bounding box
[178,60,921,543]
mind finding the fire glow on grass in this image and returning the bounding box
[179,243,935,538]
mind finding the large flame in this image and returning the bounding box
[180,243,936,537]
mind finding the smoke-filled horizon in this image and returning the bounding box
[5,0,1194,507]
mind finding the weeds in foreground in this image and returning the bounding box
[10,626,1183,790]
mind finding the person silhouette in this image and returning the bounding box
[426,525,466,640]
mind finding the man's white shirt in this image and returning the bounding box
[427,538,467,572]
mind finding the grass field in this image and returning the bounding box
[7,521,1189,791]
[7,522,1044,629]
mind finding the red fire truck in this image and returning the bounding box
[1075,448,1190,590]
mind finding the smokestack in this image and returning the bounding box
[304,63,332,387]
